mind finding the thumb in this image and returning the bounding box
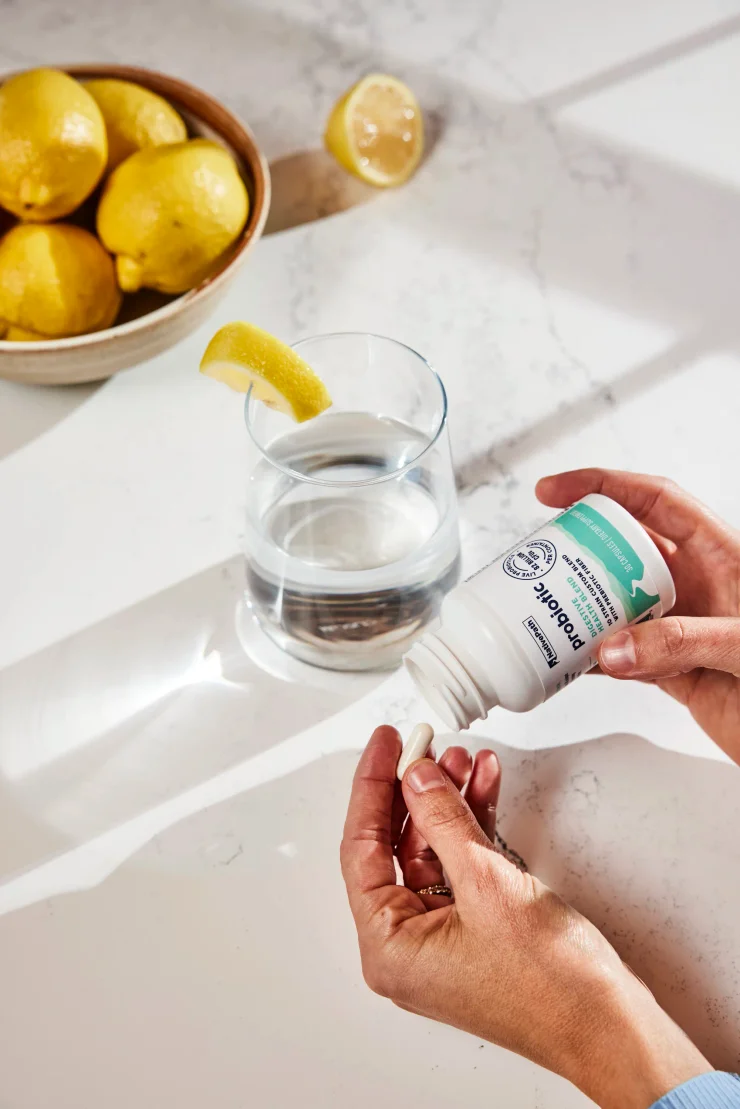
[401,759,495,893]
[599,616,740,680]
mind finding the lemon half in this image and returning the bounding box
[200,322,332,423]
[324,74,424,187]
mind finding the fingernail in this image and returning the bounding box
[406,760,446,793]
[600,631,637,674]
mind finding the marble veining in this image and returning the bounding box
[1,2,740,1106]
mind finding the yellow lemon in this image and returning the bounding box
[0,68,107,221]
[324,74,424,187]
[200,321,332,422]
[97,139,249,294]
[84,78,187,172]
[0,223,121,341]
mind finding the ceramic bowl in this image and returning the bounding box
[0,64,270,385]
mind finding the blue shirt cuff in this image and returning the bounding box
[651,1074,740,1109]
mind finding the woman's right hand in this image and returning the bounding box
[537,469,740,763]
[342,727,711,1109]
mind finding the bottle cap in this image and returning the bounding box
[404,629,495,731]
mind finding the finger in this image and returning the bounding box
[535,468,735,547]
[391,778,408,854]
[397,747,472,904]
[341,726,423,927]
[439,745,474,787]
[401,759,498,899]
[465,749,501,841]
[598,617,740,681]
[391,738,441,849]
[642,524,677,562]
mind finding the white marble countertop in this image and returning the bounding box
[2,1,740,1105]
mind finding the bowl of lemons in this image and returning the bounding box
[0,65,270,385]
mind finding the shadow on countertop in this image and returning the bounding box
[265,147,378,235]
[264,110,444,235]
[491,735,740,1073]
[133,727,740,1072]
[5,5,740,477]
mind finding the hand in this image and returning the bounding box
[537,469,740,763]
[342,727,710,1109]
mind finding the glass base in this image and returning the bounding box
[245,552,460,672]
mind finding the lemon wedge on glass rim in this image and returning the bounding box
[324,73,424,187]
[199,321,332,423]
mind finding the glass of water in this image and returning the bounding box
[244,332,460,670]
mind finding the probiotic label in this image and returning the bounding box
[482,501,665,697]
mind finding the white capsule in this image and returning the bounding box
[396,722,435,780]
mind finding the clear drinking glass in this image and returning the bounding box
[244,333,461,670]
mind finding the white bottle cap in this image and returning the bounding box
[405,630,493,731]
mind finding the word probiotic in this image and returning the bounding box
[404,494,675,730]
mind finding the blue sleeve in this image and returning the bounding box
[651,1074,740,1109]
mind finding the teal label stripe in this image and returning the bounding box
[553,502,659,621]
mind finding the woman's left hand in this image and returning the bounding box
[536,468,740,762]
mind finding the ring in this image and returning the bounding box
[415,884,453,898]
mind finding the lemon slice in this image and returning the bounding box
[199,322,332,423]
[324,74,424,187]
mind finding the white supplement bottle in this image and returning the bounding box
[404,494,675,730]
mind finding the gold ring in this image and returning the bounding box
[415,884,453,898]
